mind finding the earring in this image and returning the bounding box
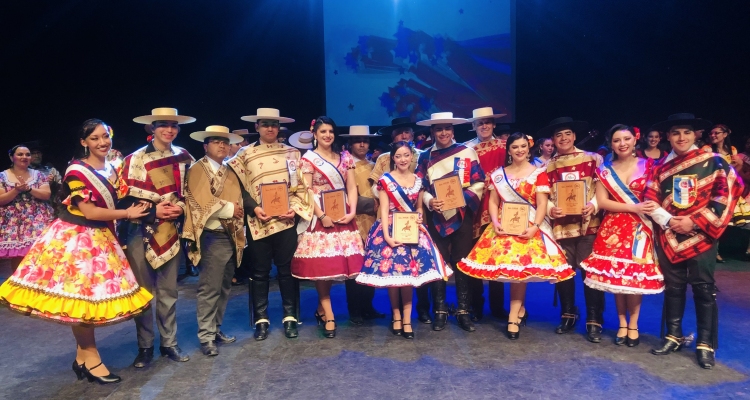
[632,149,637,157]
[313,139,317,147]
[84,146,89,156]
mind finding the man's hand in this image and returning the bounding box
[155,201,180,219]
[429,198,445,212]
[254,206,272,222]
[669,216,696,235]
[232,202,244,220]
[550,206,566,219]
[278,208,296,220]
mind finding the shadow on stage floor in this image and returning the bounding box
[0,260,748,399]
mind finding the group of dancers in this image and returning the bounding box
[0,106,743,385]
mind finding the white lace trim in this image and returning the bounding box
[459,258,573,273]
[292,272,359,281]
[584,253,654,265]
[355,268,449,288]
[580,260,664,281]
[583,277,665,295]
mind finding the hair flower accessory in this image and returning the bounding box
[310,118,317,132]
[106,124,114,139]
[526,135,534,147]
[633,126,640,140]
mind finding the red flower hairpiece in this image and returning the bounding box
[633,126,640,140]
[310,118,317,132]
[526,135,534,148]
[146,135,153,142]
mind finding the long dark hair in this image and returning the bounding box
[389,141,414,170]
[55,119,108,214]
[311,116,342,154]
[504,132,530,166]
[710,124,733,155]
[605,124,636,160]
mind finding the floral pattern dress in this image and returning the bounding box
[457,168,574,283]
[356,173,452,287]
[0,162,152,325]
[580,161,664,294]
[0,169,55,258]
[292,150,365,280]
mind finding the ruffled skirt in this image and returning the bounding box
[292,219,364,281]
[0,219,152,326]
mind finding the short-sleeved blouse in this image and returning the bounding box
[300,150,355,193]
[489,167,550,208]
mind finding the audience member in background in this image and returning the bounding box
[637,129,669,161]
[0,144,55,271]
[288,130,314,155]
[228,129,255,159]
[0,119,152,384]
[532,137,556,168]
[580,125,665,348]
[291,117,365,339]
[26,141,62,193]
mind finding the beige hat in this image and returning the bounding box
[416,112,468,126]
[232,129,258,136]
[339,125,379,137]
[133,107,196,125]
[190,125,243,144]
[466,107,507,122]
[288,130,314,150]
[241,108,295,123]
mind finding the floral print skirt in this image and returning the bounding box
[457,224,574,283]
[292,218,365,281]
[356,219,452,288]
[0,219,152,326]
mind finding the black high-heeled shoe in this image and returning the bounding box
[518,311,528,326]
[72,360,84,380]
[82,362,121,385]
[506,321,521,340]
[402,323,414,339]
[391,319,403,336]
[324,320,337,338]
[626,328,640,347]
[314,311,326,326]
[614,326,627,346]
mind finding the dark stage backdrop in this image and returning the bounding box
[1,0,748,171]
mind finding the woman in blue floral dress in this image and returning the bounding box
[356,142,451,339]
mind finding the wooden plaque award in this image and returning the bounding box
[392,212,420,244]
[500,202,530,235]
[260,182,290,217]
[322,189,347,221]
[555,180,586,215]
[433,175,466,211]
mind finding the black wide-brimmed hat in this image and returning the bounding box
[650,113,713,133]
[536,117,589,137]
[376,117,421,136]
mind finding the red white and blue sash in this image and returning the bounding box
[491,168,561,256]
[596,164,654,263]
[380,173,449,280]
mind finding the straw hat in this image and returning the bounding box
[241,108,295,123]
[466,107,507,122]
[133,107,196,125]
[340,125,379,137]
[288,130,314,150]
[189,125,243,144]
[416,112,468,126]
[232,129,259,136]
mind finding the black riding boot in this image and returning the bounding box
[416,284,432,324]
[554,277,578,334]
[488,281,508,319]
[583,285,605,343]
[431,280,448,331]
[652,284,687,355]
[250,279,270,340]
[693,283,717,369]
[455,270,476,332]
[468,276,485,321]
[278,275,299,338]
[345,279,364,325]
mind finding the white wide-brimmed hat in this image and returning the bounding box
[467,107,507,123]
[339,125,379,137]
[190,125,243,144]
[288,130,314,150]
[133,107,196,125]
[241,108,295,123]
[416,112,468,126]
[232,129,259,136]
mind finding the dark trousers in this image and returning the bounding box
[196,230,236,343]
[233,226,252,282]
[556,235,605,322]
[345,279,376,318]
[656,242,718,348]
[247,227,299,323]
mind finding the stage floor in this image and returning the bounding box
[0,259,748,399]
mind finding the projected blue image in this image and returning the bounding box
[324,0,514,126]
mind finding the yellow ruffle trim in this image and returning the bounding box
[0,282,153,327]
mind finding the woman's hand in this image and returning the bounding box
[385,236,402,248]
[493,220,505,236]
[582,202,596,218]
[126,202,150,219]
[550,206,566,219]
[632,201,658,214]
[320,215,334,228]
[336,212,355,224]
[416,212,423,224]
[517,225,539,240]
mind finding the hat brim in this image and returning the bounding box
[189,131,244,144]
[650,118,712,133]
[234,131,260,136]
[376,121,420,136]
[288,132,314,149]
[466,113,507,123]
[133,115,196,125]
[416,118,469,126]
[536,121,588,137]
[240,115,295,123]
[340,133,380,138]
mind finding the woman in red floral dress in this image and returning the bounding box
[581,124,665,347]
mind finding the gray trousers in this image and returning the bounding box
[125,223,180,349]
[196,230,237,343]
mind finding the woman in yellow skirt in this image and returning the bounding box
[0,119,152,384]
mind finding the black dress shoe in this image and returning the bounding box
[231,278,246,287]
[362,308,386,320]
[133,347,154,368]
[390,319,403,336]
[432,312,448,331]
[456,313,476,332]
[159,345,190,362]
[614,327,627,346]
[651,336,683,355]
[72,360,84,380]
[696,346,715,369]
[506,321,521,340]
[254,322,270,341]
[626,328,640,347]
[283,320,299,338]
[215,331,236,344]
[586,322,603,343]
[417,310,432,324]
[554,311,578,334]
[82,362,122,385]
[185,265,199,276]
[402,323,414,339]
[323,320,336,338]
[471,311,484,322]
[350,315,365,326]
[200,341,219,356]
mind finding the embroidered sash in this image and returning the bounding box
[380,173,449,280]
[492,168,560,256]
[597,164,655,263]
[65,161,119,234]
